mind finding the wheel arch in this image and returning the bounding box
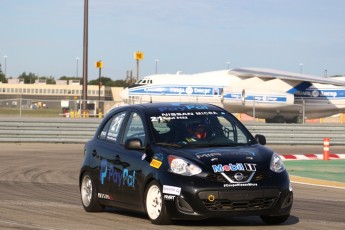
[79,167,89,189]
[142,174,159,206]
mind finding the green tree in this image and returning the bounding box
[18,72,38,84]
[58,76,82,82]
[0,73,6,83]
[88,77,111,86]
[38,76,56,84]
[113,79,127,87]
[0,64,6,83]
[88,77,127,87]
[46,76,56,84]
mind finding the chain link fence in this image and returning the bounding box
[1,98,344,123]
[0,98,123,119]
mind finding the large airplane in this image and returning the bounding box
[119,68,345,123]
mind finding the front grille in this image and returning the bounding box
[202,197,276,211]
[204,171,270,183]
[198,189,279,212]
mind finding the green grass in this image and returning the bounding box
[0,108,61,117]
[285,160,345,183]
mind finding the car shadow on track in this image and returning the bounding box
[105,207,299,227]
[173,215,299,227]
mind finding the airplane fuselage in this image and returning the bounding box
[120,70,345,123]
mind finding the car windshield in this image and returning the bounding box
[148,107,256,147]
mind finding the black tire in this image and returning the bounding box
[144,181,171,225]
[80,172,104,212]
[260,214,290,225]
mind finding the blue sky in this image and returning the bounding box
[1,0,345,80]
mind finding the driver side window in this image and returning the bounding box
[123,112,146,146]
[217,116,247,143]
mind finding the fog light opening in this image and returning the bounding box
[281,192,293,209]
[176,197,194,213]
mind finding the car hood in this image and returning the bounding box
[158,144,273,167]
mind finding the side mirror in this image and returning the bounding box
[124,138,145,150]
[255,134,266,145]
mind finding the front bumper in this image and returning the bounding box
[161,172,293,220]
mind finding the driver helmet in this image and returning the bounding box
[187,118,210,139]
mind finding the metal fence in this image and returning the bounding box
[0,118,344,145]
[2,98,345,124]
[0,98,120,119]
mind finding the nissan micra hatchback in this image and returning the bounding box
[79,103,293,225]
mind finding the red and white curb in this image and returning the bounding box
[280,153,345,160]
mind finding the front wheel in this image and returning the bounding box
[260,214,290,225]
[80,172,104,212]
[144,181,171,225]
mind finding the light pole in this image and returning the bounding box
[226,61,230,70]
[75,56,80,114]
[96,60,103,102]
[155,59,159,74]
[82,0,89,112]
[96,60,103,116]
[134,51,144,81]
[3,55,7,77]
[299,63,303,74]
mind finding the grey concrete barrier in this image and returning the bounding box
[0,119,344,145]
[0,119,99,143]
[246,123,345,145]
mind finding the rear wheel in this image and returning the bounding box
[80,172,104,212]
[260,214,290,225]
[145,181,171,225]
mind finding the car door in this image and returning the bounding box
[112,110,148,206]
[91,111,128,202]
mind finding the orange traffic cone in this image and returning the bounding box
[323,138,330,160]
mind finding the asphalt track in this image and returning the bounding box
[0,143,345,230]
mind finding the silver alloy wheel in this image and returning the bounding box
[146,184,162,220]
[81,175,92,207]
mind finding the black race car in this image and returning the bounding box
[79,103,293,225]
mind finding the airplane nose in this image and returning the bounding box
[119,87,129,100]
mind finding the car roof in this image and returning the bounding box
[119,102,221,112]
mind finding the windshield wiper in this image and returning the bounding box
[206,143,238,147]
[155,142,182,147]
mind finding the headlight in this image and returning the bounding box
[270,152,286,173]
[168,155,202,176]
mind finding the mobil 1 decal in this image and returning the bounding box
[212,163,256,173]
